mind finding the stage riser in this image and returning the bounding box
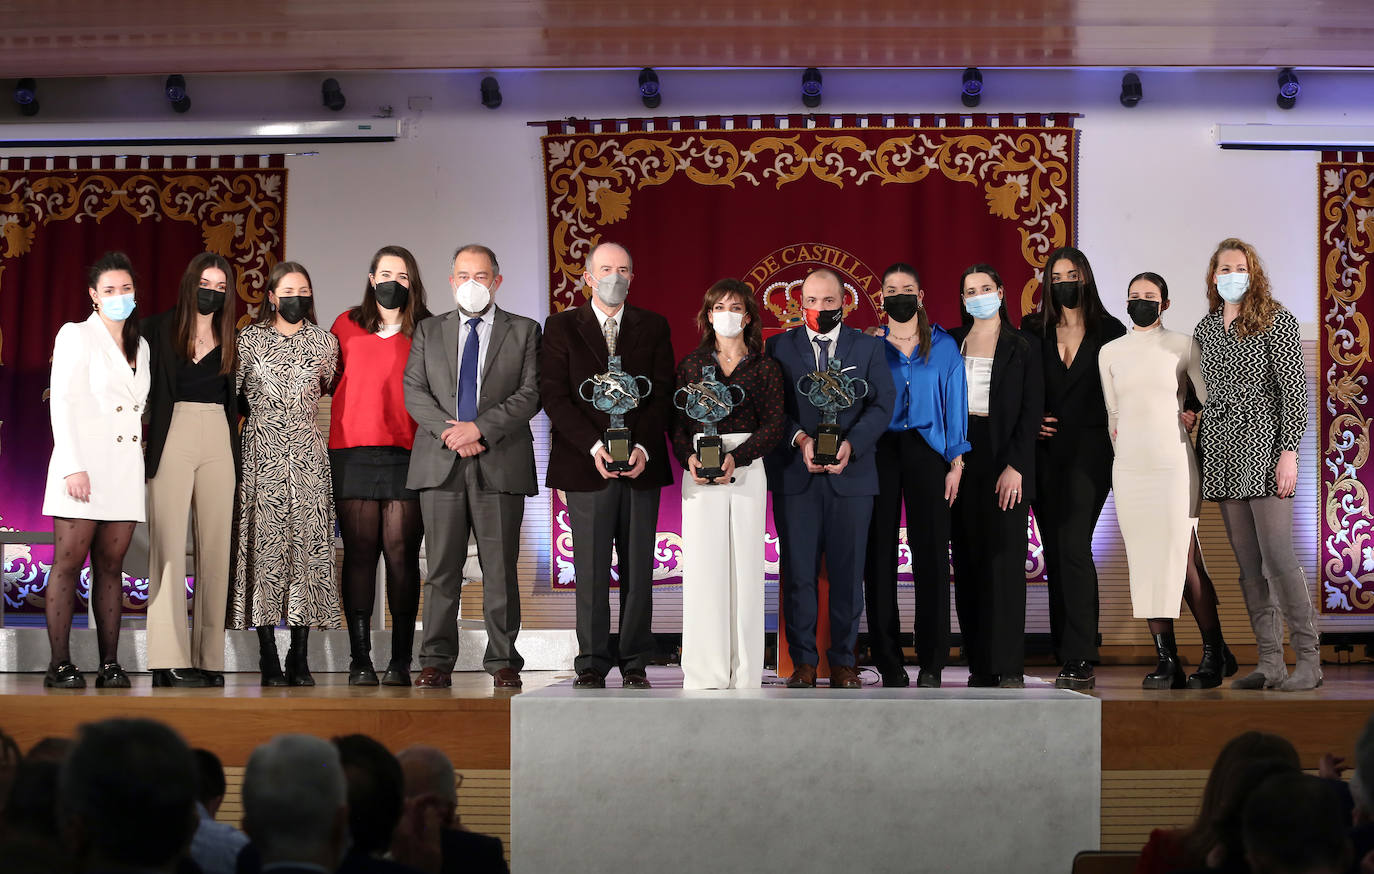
[511,687,1101,874]
[0,627,576,672]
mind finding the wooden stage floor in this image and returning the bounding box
[3,664,1372,855]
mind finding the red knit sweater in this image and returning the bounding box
[329,312,418,450]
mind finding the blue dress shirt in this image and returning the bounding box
[880,324,971,462]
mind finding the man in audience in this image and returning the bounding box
[191,747,249,874]
[1242,772,1351,874]
[1351,714,1374,870]
[335,734,436,874]
[397,745,508,874]
[58,717,200,874]
[241,734,349,874]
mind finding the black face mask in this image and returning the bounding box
[196,288,225,315]
[1127,299,1161,328]
[276,296,310,325]
[1051,281,1082,309]
[882,295,921,325]
[374,280,409,310]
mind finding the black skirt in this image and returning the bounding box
[330,446,419,501]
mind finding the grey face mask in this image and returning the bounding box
[592,273,630,307]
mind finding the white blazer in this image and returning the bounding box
[42,313,151,521]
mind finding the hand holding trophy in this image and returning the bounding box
[674,365,746,483]
[796,358,869,467]
[579,354,653,473]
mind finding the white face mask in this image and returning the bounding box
[589,273,629,308]
[453,279,492,314]
[711,310,745,338]
[1215,272,1249,304]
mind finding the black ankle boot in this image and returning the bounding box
[285,626,315,687]
[1143,631,1185,690]
[1187,627,1227,689]
[382,613,414,687]
[257,626,287,687]
[346,613,378,686]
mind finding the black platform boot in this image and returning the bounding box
[381,613,415,687]
[284,626,315,687]
[1187,626,1227,689]
[257,626,287,687]
[346,613,379,686]
[1142,630,1185,690]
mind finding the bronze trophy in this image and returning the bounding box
[579,354,653,473]
[673,365,746,483]
[796,358,870,466]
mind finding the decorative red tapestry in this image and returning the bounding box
[0,154,287,613]
[541,114,1078,588]
[1319,151,1374,614]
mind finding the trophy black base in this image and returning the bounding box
[604,427,635,473]
[812,423,843,467]
[696,434,725,483]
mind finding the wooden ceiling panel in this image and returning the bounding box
[0,1,1372,76]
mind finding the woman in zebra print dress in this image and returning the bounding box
[1194,238,1318,691]
[229,261,342,686]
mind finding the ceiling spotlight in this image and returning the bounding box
[321,78,346,112]
[638,67,661,109]
[801,67,823,108]
[1120,72,1142,108]
[480,75,502,110]
[961,67,983,108]
[1276,68,1300,110]
[164,74,191,113]
[14,78,38,117]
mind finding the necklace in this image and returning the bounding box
[889,332,918,342]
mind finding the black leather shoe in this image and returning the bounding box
[915,668,941,688]
[573,670,606,689]
[1186,627,1227,689]
[967,672,1000,688]
[349,660,379,686]
[622,669,652,689]
[285,627,315,687]
[95,661,131,689]
[880,670,910,688]
[200,670,225,687]
[257,626,287,687]
[1055,660,1096,690]
[345,613,378,686]
[380,659,412,687]
[44,661,85,689]
[151,668,211,688]
[1222,645,1239,678]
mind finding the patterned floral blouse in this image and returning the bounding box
[670,346,786,470]
[1193,306,1307,501]
[229,320,342,628]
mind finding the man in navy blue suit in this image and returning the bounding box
[765,268,896,689]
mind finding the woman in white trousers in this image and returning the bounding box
[671,279,786,689]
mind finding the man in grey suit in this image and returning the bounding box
[403,244,541,689]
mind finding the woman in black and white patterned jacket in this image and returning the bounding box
[1193,237,1318,691]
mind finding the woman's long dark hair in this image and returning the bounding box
[695,278,763,355]
[881,262,932,362]
[349,245,432,337]
[1026,246,1108,335]
[87,251,141,362]
[958,262,1013,330]
[173,252,238,376]
[255,261,318,326]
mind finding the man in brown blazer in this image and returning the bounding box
[540,241,674,688]
[404,244,541,690]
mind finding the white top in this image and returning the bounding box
[964,356,993,416]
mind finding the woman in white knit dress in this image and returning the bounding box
[1099,272,1234,690]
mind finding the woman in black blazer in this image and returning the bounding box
[949,264,1044,688]
[1020,246,1127,689]
[142,252,240,688]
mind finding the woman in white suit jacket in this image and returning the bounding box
[42,252,150,689]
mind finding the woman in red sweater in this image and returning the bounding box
[330,245,432,686]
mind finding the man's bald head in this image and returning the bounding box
[397,746,456,807]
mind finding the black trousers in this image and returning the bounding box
[952,416,1030,676]
[1033,427,1112,664]
[864,429,952,674]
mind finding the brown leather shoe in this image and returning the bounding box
[572,670,605,689]
[621,669,651,689]
[492,668,522,689]
[414,667,452,688]
[830,665,862,689]
[786,664,818,688]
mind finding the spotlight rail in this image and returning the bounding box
[1213,123,1374,150]
[0,118,401,147]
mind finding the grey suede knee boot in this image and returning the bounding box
[1232,577,1288,690]
[1273,567,1322,692]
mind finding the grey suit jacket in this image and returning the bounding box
[403,306,542,495]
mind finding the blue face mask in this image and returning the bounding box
[964,291,1001,321]
[1215,273,1249,303]
[99,293,136,322]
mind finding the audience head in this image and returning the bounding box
[26,736,74,762]
[58,718,199,873]
[1185,731,1301,861]
[242,734,348,868]
[194,748,228,817]
[0,727,18,815]
[398,745,459,828]
[1243,773,1351,874]
[1352,712,1374,821]
[335,733,406,857]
